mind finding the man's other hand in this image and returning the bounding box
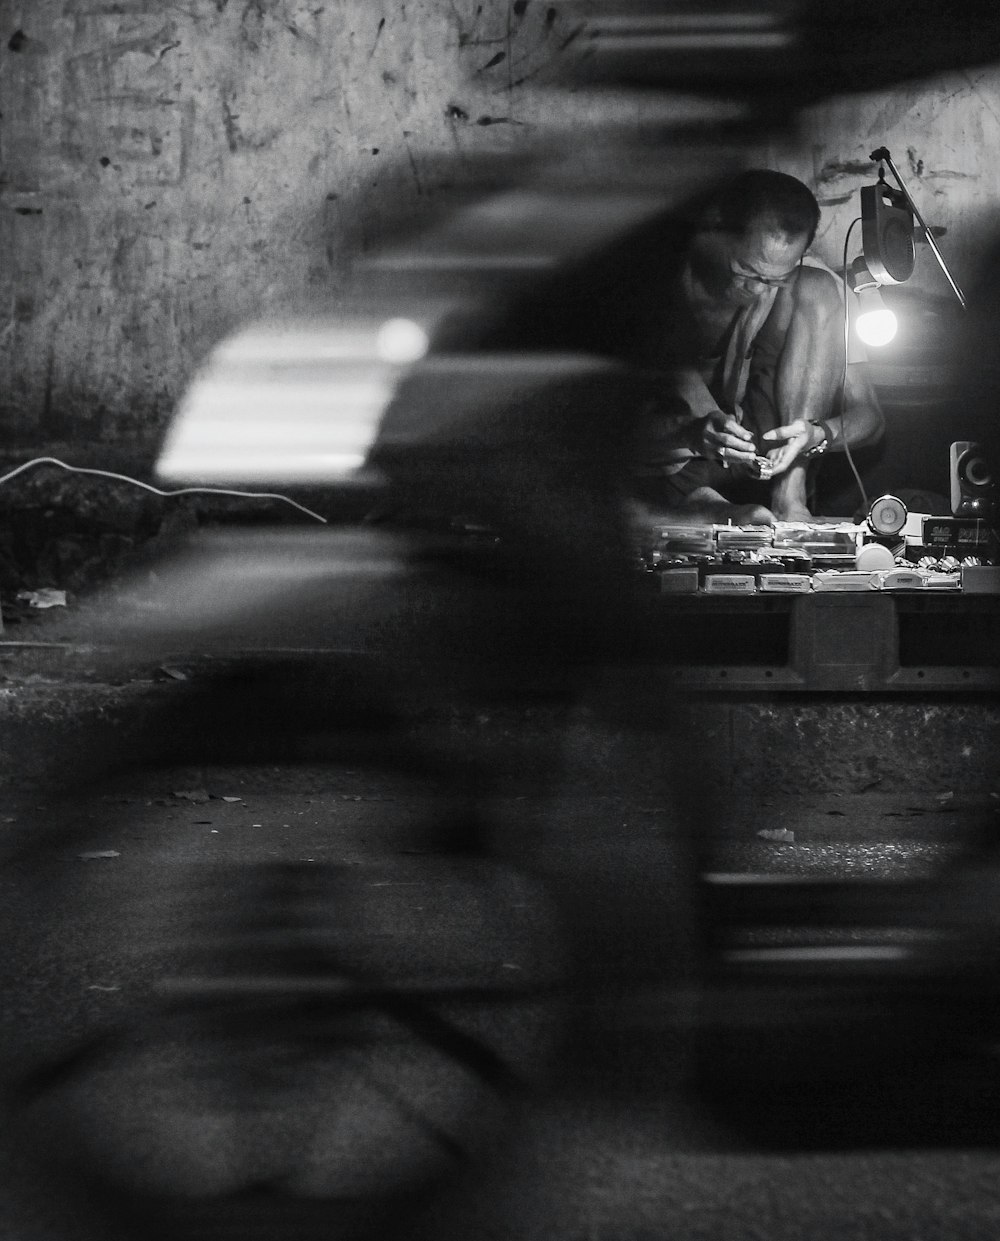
[694,411,757,468]
[761,419,824,475]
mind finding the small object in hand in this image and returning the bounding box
[749,455,773,480]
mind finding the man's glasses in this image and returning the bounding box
[728,258,802,289]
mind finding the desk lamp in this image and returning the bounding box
[849,145,966,348]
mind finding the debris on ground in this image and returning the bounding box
[757,828,795,843]
[16,588,67,609]
[78,849,120,860]
[172,788,211,803]
[156,666,188,681]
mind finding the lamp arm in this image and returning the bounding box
[869,146,967,309]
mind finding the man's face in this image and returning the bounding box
[725,220,810,303]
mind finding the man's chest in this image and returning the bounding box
[678,268,748,356]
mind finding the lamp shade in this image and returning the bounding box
[861,182,915,284]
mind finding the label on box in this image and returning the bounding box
[922,517,992,548]
[703,575,757,594]
[759,574,812,593]
[877,569,925,590]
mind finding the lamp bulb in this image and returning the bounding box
[855,306,898,348]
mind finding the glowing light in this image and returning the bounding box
[856,306,898,348]
[854,280,898,347]
[376,318,430,364]
[849,260,900,349]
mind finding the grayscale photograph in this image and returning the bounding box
[1,3,1000,1238]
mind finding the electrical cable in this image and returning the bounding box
[0,457,328,524]
[840,217,871,514]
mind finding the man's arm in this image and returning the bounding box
[818,361,885,450]
[764,267,885,471]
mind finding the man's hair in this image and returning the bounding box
[712,169,821,247]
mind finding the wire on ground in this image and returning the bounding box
[0,457,328,525]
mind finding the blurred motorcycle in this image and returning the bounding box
[7,4,1000,1238]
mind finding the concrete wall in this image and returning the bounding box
[2,1,999,460]
[0,0,637,457]
[759,69,1000,299]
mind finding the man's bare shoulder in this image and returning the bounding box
[794,262,841,307]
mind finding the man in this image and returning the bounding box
[633,169,885,523]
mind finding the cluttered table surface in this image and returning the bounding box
[636,513,1000,692]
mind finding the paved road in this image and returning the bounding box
[0,662,998,1240]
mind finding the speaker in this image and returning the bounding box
[861,182,915,284]
[950,441,997,517]
[867,493,908,537]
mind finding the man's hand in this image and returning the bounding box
[761,418,825,476]
[691,410,757,468]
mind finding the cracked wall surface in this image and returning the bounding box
[1,2,999,457]
[0,0,625,455]
[760,69,1000,293]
